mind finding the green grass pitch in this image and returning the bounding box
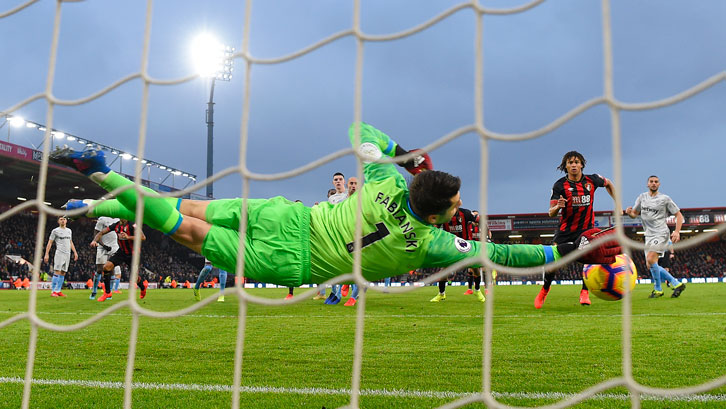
[1,283,725,408]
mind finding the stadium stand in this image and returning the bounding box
[0,208,203,285]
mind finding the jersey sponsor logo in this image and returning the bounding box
[454,237,471,253]
[571,194,591,206]
[374,191,418,252]
[641,206,660,214]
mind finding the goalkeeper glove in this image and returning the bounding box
[394,146,433,175]
[556,227,621,264]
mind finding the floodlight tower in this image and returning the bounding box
[191,33,235,198]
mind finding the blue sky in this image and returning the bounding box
[2,0,724,214]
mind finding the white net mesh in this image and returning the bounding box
[1,1,725,408]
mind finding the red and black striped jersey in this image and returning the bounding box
[438,208,479,240]
[550,174,608,237]
[111,221,137,256]
[470,223,481,241]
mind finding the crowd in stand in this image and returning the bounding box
[2,208,725,286]
[0,211,202,283]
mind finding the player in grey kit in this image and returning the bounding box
[90,216,123,300]
[44,216,79,297]
[625,175,686,298]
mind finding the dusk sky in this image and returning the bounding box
[2,0,724,215]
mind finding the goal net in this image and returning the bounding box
[1,1,724,409]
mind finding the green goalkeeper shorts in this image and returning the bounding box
[200,197,311,287]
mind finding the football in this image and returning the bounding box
[583,253,637,301]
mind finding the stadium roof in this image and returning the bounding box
[0,143,106,208]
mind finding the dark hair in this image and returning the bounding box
[647,175,659,181]
[557,151,586,173]
[333,172,344,178]
[408,170,461,218]
[327,188,337,198]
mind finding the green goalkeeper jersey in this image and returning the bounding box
[308,122,560,283]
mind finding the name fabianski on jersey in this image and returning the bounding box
[374,192,418,252]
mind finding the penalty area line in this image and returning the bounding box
[0,377,725,402]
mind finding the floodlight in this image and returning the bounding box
[52,131,65,139]
[9,116,25,127]
[191,33,223,77]
[121,153,132,160]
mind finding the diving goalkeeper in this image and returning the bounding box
[51,122,620,287]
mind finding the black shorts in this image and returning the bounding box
[553,230,582,245]
[108,252,133,268]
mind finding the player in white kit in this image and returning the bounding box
[43,216,79,297]
[90,216,122,300]
[626,175,686,298]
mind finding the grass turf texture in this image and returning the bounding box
[1,283,725,408]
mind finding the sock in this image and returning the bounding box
[580,264,588,291]
[56,275,64,292]
[92,272,101,294]
[351,284,359,299]
[113,278,120,291]
[137,276,146,291]
[86,199,135,220]
[318,286,326,296]
[438,280,446,294]
[195,266,212,290]
[218,270,227,293]
[288,286,294,295]
[658,266,680,288]
[543,272,554,291]
[333,285,341,298]
[51,275,58,292]
[467,276,473,289]
[649,263,662,292]
[93,171,183,234]
[103,272,112,295]
[474,279,481,291]
[87,197,181,220]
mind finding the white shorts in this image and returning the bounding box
[644,234,669,256]
[53,252,70,272]
[96,246,119,265]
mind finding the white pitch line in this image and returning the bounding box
[0,377,724,402]
[1,311,726,320]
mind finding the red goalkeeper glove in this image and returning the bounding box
[557,227,621,264]
[395,146,433,175]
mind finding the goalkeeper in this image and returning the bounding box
[51,122,620,287]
